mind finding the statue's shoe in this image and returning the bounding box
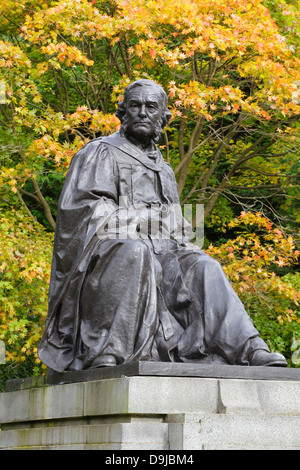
[249,350,288,367]
[92,355,117,367]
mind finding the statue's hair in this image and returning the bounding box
[116,79,172,141]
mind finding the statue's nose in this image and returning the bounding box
[139,104,147,118]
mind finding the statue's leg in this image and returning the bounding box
[160,249,287,366]
[78,238,159,368]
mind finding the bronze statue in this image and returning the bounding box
[38,79,287,372]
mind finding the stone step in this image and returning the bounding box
[0,422,169,450]
[1,365,300,450]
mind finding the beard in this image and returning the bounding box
[119,116,163,143]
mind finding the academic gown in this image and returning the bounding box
[38,131,269,372]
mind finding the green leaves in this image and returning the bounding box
[0,0,299,384]
[0,209,53,378]
[207,211,300,364]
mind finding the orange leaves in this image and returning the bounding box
[11,0,300,124]
[238,53,300,117]
[206,211,300,318]
[0,40,31,69]
[0,210,53,365]
[166,71,298,123]
[1,0,299,372]
[220,211,299,272]
[149,49,156,59]
[49,106,119,135]
[25,107,120,171]
[41,43,94,66]
[21,0,149,45]
[0,167,26,195]
[129,37,186,68]
[168,81,248,120]
[89,110,120,134]
[168,81,210,118]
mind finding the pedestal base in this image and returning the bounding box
[1,363,300,450]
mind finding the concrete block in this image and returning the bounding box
[1,372,300,450]
[0,423,169,450]
[218,379,300,416]
[84,378,130,416]
[217,379,263,414]
[29,382,85,421]
[197,414,300,450]
[0,389,30,423]
[83,377,219,417]
[256,380,300,416]
[126,377,219,415]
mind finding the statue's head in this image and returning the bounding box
[116,79,172,143]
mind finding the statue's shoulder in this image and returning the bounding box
[163,161,176,175]
[81,132,125,155]
[66,136,120,176]
[97,131,122,147]
[78,135,113,151]
[72,133,120,160]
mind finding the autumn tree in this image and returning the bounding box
[0,0,300,384]
[0,0,299,224]
[206,211,300,358]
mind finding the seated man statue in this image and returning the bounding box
[38,79,287,372]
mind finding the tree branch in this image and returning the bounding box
[17,187,40,203]
[239,166,299,179]
[31,178,56,230]
[163,131,170,163]
[174,134,211,175]
[16,189,39,225]
[109,44,125,77]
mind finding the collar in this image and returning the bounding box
[98,131,164,171]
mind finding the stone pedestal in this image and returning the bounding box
[1,363,300,450]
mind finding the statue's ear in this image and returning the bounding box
[162,109,172,128]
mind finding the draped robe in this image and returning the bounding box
[38,131,269,372]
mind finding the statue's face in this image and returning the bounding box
[125,85,163,142]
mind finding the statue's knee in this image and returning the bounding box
[198,255,222,275]
[121,239,150,261]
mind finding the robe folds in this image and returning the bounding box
[38,131,269,372]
